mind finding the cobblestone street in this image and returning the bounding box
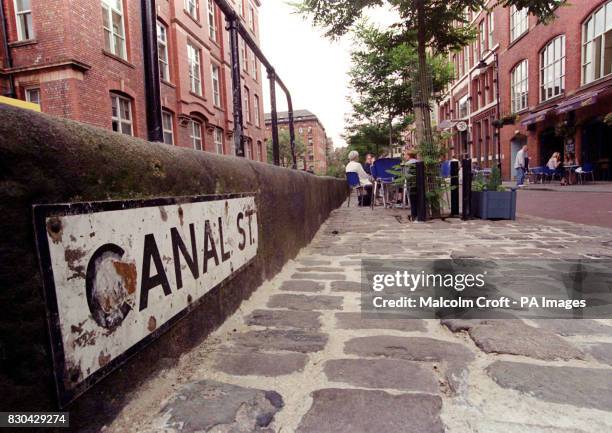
[106,204,612,433]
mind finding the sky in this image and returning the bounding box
[259,1,396,149]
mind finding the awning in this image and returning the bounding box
[437,119,457,131]
[521,107,556,126]
[556,89,603,114]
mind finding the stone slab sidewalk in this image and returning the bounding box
[106,204,612,433]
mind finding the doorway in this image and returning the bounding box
[539,128,565,167]
[582,119,612,180]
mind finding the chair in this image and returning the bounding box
[528,166,545,183]
[371,158,402,209]
[542,167,562,183]
[346,172,365,207]
[577,163,595,184]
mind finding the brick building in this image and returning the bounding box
[264,109,329,174]
[437,0,612,180]
[0,0,267,161]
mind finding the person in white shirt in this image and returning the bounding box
[515,145,529,186]
[345,150,372,206]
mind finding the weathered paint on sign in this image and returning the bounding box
[33,194,258,406]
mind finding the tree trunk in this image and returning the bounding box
[414,0,433,146]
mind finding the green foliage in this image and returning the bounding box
[326,147,349,178]
[267,129,306,168]
[344,122,403,160]
[472,166,505,192]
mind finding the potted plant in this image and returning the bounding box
[501,113,518,125]
[471,167,517,220]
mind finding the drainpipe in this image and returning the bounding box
[140,0,163,142]
[0,1,16,97]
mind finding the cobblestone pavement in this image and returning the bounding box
[107,204,612,433]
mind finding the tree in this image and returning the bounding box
[344,122,406,160]
[326,146,349,178]
[267,129,306,168]
[296,0,565,147]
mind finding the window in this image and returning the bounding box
[253,94,260,126]
[14,0,34,41]
[256,140,262,160]
[511,60,529,112]
[251,55,257,80]
[463,45,470,76]
[189,119,202,150]
[208,0,217,40]
[240,40,247,71]
[243,86,251,123]
[25,87,40,105]
[102,0,126,59]
[510,6,528,42]
[237,0,244,16]
[185,0,198,20]
[110,93,132,135]
[458,94,469,118]
[479,20,486,55]
[488,12,495,48]
[187,42,202,95]
[540,35,566,101]
[162,111,174,144]
[248,4,255,31]
[157,21,169,81]
[214,127,223,154]
[582,1,612,84]
[211,64,221,107]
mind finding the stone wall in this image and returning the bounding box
[0,105,346,424]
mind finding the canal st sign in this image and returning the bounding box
[33,194,258,407]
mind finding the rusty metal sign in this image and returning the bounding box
[33,194,258,407]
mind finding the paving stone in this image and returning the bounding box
[232,329,328,353]
[296,388,443,433]
[291,272,346,280]
[279,280,324,292]
[532,319,612,336]
[330,280,362,292]
[245,309,322,330]
[471,420,588,433]
[451,320,584,360]
[486,361,612,411]
[324,359,438,393]
[335,312,427,332]
[339,260,362,266]
[298,259,332,266]
[159,380,283,433]
[344,336,475,364]
[215,349,309,376]
[584,342,612,366]
[296,267,345,272]
[267,294,343,311]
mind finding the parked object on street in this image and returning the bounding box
[472,167,517,220]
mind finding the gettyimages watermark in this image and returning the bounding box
[360,259,612,319]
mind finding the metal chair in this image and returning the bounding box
[577,163,595,184]
[371,158,402,209]
[346,172,364,207]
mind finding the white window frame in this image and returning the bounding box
[185,0,198,20]
[248,4,255,31]
[511,60,529,113]
[110,93,133,136]
[214,127,223,154]
[243,86,251,123]
[102,0,127,59]
[190,119,202,150]
[208,0,217,40]
[25,87,40,105]
[211,63,221,107]
[488,12,495,48]
[510,6,528,42]
[540,35,566,102]
[240,39,247,71]
[187,42,202,95]
[479,20,486,56]
[581,1,612,84]
[14,0,34,41]
[157,21,169,82]
[162,110,174,144]
[253,94,260,126]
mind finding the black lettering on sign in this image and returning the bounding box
[139,234,172,311]
[218,217,231,262]
[237,212,246,251]
[171,224,199,290]
[203,220,219,273]
[246,209,255,245]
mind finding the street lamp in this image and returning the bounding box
[477,50,502,173]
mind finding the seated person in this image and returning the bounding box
[364,153,376,175]
[346,151,372,206]
[547,152,561,170]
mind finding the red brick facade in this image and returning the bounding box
[264,110,330,174]
[0,0,266,161]
[437,0,612,180]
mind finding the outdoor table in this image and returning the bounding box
[564,165,579,184]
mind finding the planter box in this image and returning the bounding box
[471,190,517,220]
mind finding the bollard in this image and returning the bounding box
[416,161,426,222]
[461,159,472,220]
[450,160,459,217]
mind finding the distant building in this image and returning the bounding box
[0,0,266,161]
[436,0,612,179]
[265,109,329,174]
